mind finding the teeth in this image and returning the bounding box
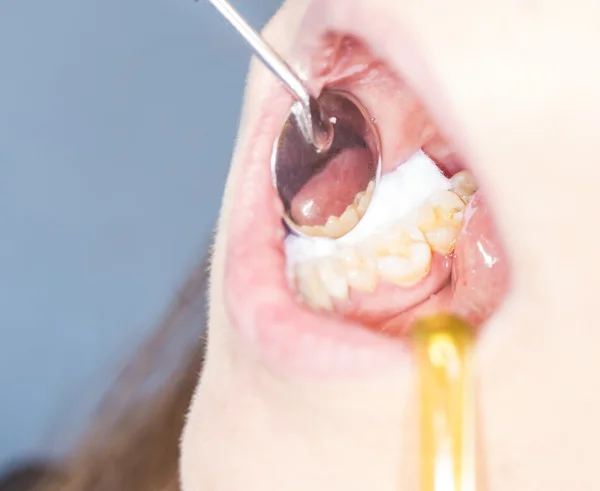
[355,179,375,217]
[417,190,466,254]
[288,151,475,310]
[296,262,334,311]
[450,170,478,202]
[298,179,375,239]
[316,258,349,300]
[322,206,360,239]
[376,240,432,286]
[338,247,378,292]
[294,189,467,308]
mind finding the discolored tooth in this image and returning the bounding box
[298,224,326,237]
[316,258,349,300]
[363,226,426,258]
[424,226,459,255]
[450,170,478,202]
[338,247,378,292]
[296,261,333,311]
[353,191,365,208]
[428,190,466,226]
[418,190,466,254]
[356,180,375,217]
[376,241,432,286]
[338,205,360,231]
[418,191,466,231]
[321,215,342,238]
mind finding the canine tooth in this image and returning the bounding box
[450,170,478,202]
[296,262,333,310]
[376,242,432,286]
[316,258,349,300]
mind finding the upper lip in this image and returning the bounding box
[220,0,455,376]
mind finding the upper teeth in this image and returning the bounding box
[285,150,478,310]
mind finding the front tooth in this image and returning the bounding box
[316,258,349,300]
[450,170,478,202]
[376,241,432,286]
[296,261,333,311]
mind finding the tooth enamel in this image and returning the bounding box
[376,241,432,286]
[296,262,333,311]
[423,226,459,255]
[316,258,349,300]
[356,180,375,217]
[338,205,360,231]
[337,247,378,292]
[286,150,470,306]
[450,170,478,202]
[418,190,466,254]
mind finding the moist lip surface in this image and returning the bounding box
[223,19,509,375]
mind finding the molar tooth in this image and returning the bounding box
[425,226,459,255]
[376,241,432,286]
[418,190,466,254]
[337,247,378,292]
[450,170,478,202]
[428,190,466,226]
[296,261,333,311]
[316,258,349,301]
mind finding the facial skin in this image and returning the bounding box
[181,1,600,490]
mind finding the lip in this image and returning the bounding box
[222,0,474,376]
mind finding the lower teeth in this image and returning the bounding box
[285,151,478,311]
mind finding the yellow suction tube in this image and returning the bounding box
[411,314,477,491]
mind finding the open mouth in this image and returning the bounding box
[223,6,510,375]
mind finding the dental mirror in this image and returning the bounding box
[207,0,382,239]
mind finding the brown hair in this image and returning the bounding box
[33,254,211,491]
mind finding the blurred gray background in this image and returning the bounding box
[0,0,282,467]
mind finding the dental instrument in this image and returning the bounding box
[411,314,478,491]
[206,0,382,239]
